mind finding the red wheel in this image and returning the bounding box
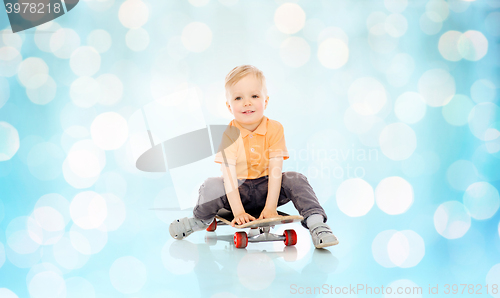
[283,229,297,246]
[206,219,217,231]
[233,231,248,248]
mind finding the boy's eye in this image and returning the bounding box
[234,95,258,100]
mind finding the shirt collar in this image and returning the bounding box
[232,116,268,138]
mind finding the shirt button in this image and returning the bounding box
[251,148,255,152]
[249,134,253,138]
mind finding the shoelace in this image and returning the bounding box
[311,225,334,237]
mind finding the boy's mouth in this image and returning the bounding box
[242,110,255,114]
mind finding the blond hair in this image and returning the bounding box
[225,65,268,101]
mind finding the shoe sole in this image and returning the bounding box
[315,239,339,249]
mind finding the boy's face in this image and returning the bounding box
[226,74,269,130]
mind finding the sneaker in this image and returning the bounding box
[169,217,209,240]
[309,222,339,249]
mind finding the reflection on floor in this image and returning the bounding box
[162,222,341,298]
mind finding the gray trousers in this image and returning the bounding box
[193,171,327,229]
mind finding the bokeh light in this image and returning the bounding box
[384,14,408,38]
[0,77,9,109]
[336,178,374,217]
[420,12,443,35]
[317,38,349,69]
[442,94,475,126]
[384,0,408,13]
[280,37,310,68]
[100,193,126,231]
[28,271,66,298]
[418,69,456,107]
[69,224,108,255]
[26,75,57,105]
[486,264,500,298]
[70,76,100,108]
[28,206,65,245]
[1,29,23,51]
[70,191,108,229]
[434,201,471,239]
[181,22,212,53]
[84,0,115,12]
[65,277,95,298]
[463,182,500,220]
[17,57,49,89]
[375,176,414,215]
[274,3,306,34]
[70,46,101,77]
[0,46,22,77]
[87,29,112,53]
[109,256,147,294]
[348,77,387,115]
[470,79,496,104]
[53,234,90,270]
[6,217,40,254]
[0,122,20,161]
[426,0,450,22]
[34,22,61,53]
[34,193,71,226]
[50,28,81,59]
[468,102,500,141]
[126,28,150,52]
[386,53,415,87]
[65,139,106,182]
[90,112,129,150]
[96,73,123,106]
[458,30,488,61]
[118,0,150,29]
[387,230,425,268]
[0,288,18,298]
[394,92,426,124]
[485,12,500,36]
[379,123,417,161]
[438,30,463,61]
[446,160,479,191]
[94,171,128,198]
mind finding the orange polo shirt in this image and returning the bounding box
[214,116,289,179]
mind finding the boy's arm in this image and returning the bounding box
[221,163,244,214]
[259,156,283,219]
[221,163,255,225]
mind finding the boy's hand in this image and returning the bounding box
[231,212,256,227]
[258,207,279,220]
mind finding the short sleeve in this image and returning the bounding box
[268,122,289,160]
[214,125,240,165]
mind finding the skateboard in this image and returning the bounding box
[205,209,303,249]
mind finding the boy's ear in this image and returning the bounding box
[264,96,269,109]
[226,101,233,114]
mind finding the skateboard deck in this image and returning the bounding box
[215,209,303,229]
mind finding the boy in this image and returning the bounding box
[169,65,339,248]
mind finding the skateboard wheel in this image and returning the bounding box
[206,219,217,232]
[234,231,248,248]
[283,229,297,246]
